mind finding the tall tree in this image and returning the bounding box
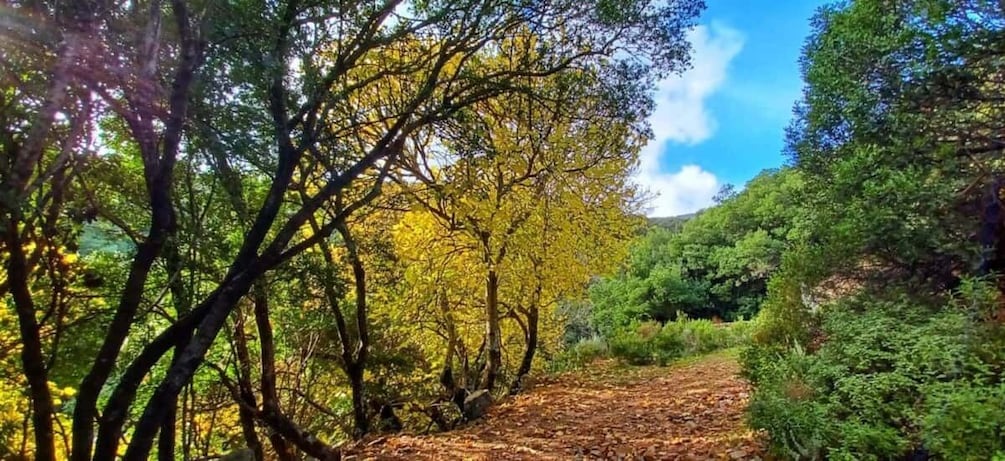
[788,0,1005,292]
[400,68,646,392]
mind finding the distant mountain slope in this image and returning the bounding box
[646,213,696,230]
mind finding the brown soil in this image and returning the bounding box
[345,351,765,460]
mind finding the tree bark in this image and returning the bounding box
[480,269,502,391]
[3,222,57,461]
[337,221,371,437]
[232,307,265,461]
[347,364,368,437]
[510,305,538,395]
[252,286,295,461]
[0,13,87,461]
[158,239,193,461]
[73,1,202,456]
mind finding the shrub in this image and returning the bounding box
[739,343,786,386]
[609,326,657,365]
[751,270,817,349]
[550,337,609,371]
[744,284,1005,460]
[920,381,1005,459]
[745,344,829,459]
[607,318,753,366]
[671,318,720,353]
[651,326,685,365]
[725,319,756,347]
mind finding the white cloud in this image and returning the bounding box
[638,165,720,216]
[635,23,744,217]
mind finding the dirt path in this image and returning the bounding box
[347,351,764,460]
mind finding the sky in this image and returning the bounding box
[637,0,831,216]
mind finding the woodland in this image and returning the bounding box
[1,0,1003,460]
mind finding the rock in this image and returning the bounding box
[463,389,493,420]
[729,449,748,459]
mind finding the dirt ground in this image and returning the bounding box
[345,351,765,460]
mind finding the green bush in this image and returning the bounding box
[739,343,786,386]
[725,319,756,346]
[921,381,1005,459]
[609,325,659,365]
[651,325,685,365]
[550,337,609,371]
[674,318,720,353]
[744,286,1005,460]
[745,346,830,460]
[607,318,754,366]
[751,269,817,349]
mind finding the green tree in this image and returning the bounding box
[590,168,806,330]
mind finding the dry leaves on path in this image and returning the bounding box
[345,351,765,460]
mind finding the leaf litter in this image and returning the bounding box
[345,351,764,460]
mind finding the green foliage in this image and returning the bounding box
[745,286,1005,460]
[607,318,754,366]
[590,169,807,331]
[749,267,816,349]
[553,317,754,370]
[744,347,829,460]
[609,326,664,366]
[742,1,1005,458]
[550,338,611,372]
[920,381,1005,459]
[788,0,1004,286]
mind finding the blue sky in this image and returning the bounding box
[638,0,831,216]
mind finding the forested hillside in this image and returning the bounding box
[2,0,1003,460]
[591,169,804,329]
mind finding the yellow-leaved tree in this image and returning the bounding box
[394,65,646,396]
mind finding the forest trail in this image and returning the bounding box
[347,351,764,460]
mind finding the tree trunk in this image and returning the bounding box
[439,291,459,393]
[73,1,201,454]
[156,350,180,461]
[92,302,208,460]
[347,364,369,437]
[480,269,502,391]
[158,240,193,461]
[232,307,265,461]
[510,306,539,395]
[337,222,371,438]
[978,178,1005,321]
[3,223,56,461]
[252,287,295,461]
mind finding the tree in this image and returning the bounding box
[399,67,646,392]
[787,0,1005,292]
[744,2,1005,457]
